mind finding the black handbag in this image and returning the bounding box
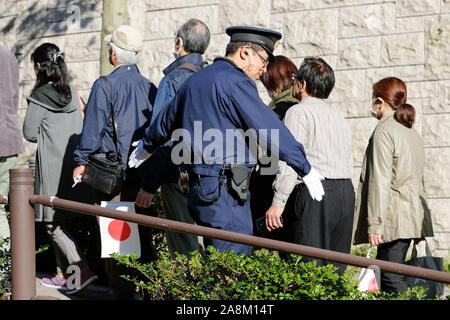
[83,77,126,197]
[406,240,444,298]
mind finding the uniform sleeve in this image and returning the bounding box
[141,75,177,190]
[140,145,173,193]
[272,107,306,206]
[367,127,394,235]
[23,100,47,143]
[142,86,182,154]
[73,79,109,165]
[229,79,311,177]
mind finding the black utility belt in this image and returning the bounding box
[179,164,253,204]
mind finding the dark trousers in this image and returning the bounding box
[287,179,355,275]
[188,175,253,255]
[376,238,412,294]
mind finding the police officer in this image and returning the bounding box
[129,26,325,255]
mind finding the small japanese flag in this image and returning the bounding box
[99,202,141,258]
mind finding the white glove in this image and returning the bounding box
[302,167,325,201]
[128,140,151,168]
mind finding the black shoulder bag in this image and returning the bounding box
[83,77,126,197]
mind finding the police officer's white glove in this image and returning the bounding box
[302,167,325,201]
[128,140,151,168]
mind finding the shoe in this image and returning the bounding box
[65,269,98,295]
[40,275,68,290]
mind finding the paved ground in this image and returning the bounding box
[35,272,112,300]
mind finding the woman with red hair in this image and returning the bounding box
[353,77,434,293]
[260,55,299,120]
[250,56,299,241]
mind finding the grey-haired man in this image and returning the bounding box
[134,19,210,258]
[73,25,158,299]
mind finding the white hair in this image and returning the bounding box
[109,43,140,65]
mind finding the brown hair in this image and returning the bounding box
[372,77,415,128]
[261,55,298,95]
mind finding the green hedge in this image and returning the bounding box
[0,238,11,296]
[112,245,442,300]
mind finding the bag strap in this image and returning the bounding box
[175,63,199,73]
[366,246,373,258]
[424,239,433,257]
[101,77,123,161]
[411,239,433,259]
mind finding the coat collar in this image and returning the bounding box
[269,88,298,109]
[379,110,395,124]
[110,64,140,75]
[163,53,204,75]
[299,96,324,105]
[213,56,243,71]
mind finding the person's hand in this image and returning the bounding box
[128,140,151,168]
[302,167,325,201]
[369,234,383,246]
[73,165,86,182]
[265,204,284,232]
[135,188,155,208]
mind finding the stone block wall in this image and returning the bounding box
[1,0,448,257]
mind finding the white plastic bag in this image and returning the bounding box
[357,247,380,293]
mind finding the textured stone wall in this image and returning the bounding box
[1,0,448,257]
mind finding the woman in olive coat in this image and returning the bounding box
[353,77,434,293]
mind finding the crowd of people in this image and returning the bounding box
[0,18,434,299]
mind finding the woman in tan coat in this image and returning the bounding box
[353,77,434,293]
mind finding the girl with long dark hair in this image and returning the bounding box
[23,43,97,293]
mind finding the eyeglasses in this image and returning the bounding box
[292,74,301,84]
[251,48,269,67]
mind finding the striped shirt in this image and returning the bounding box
[272,96,353,207]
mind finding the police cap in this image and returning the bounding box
[226,26,282,61]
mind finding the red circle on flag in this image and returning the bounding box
[108,220,131,241]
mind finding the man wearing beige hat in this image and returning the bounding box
[73,25,158,299]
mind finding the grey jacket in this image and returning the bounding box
[353,111,434,245]
[23,85,85,222]
[0,46,24,157]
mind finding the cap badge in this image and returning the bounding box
[273,40,280,49]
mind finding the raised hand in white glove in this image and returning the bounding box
[302,167,325,201]
[128,140,151,168]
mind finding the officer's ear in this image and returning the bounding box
[240,47,251,60]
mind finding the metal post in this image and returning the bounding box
[9,169,36,300]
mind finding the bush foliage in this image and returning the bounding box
[0,238,11,296]
[112,245,441,301]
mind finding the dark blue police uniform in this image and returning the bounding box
[142,27,312,255]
